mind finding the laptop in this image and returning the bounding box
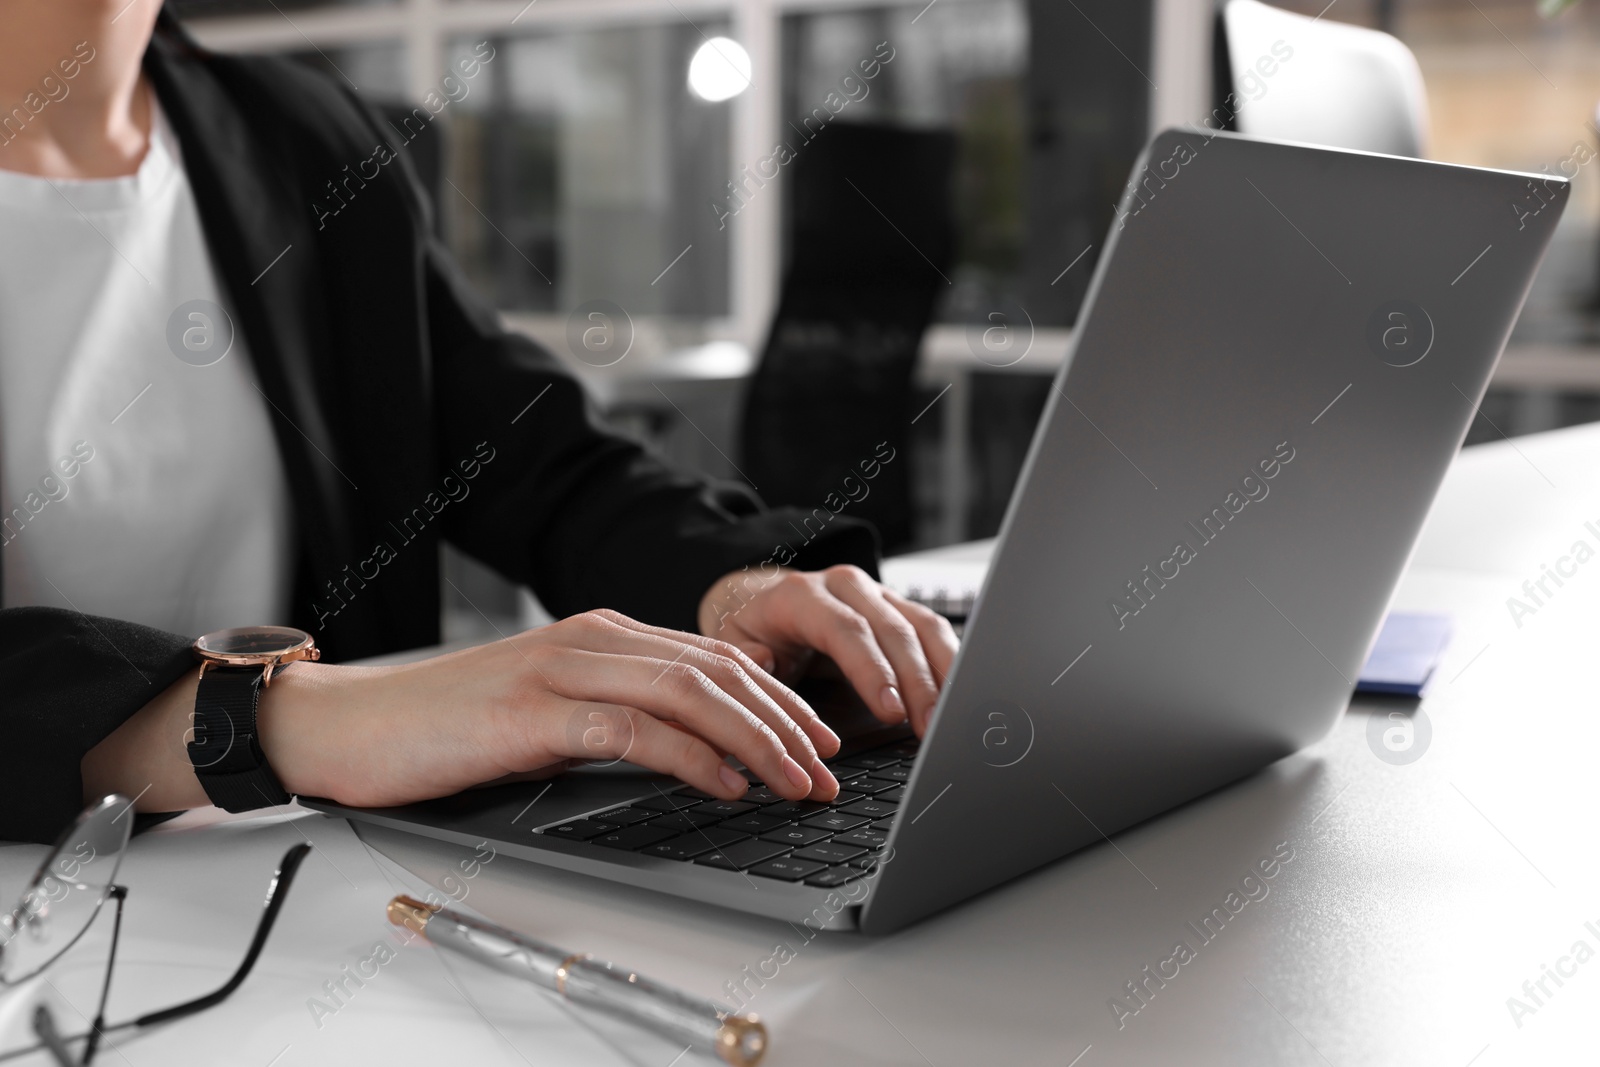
[308,129,1567,935]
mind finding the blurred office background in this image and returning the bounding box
[170,0,1600,636]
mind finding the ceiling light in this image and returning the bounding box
[688,37,752,103]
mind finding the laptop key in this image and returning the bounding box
[594,808,656,827]
[792,842,867,865]
[828,790,867,807]
[743,786,785,805]
[542,820,618,842]
[634,793,701,812]
[804,866,866,888]
[870,818,896,832]
[641,838,715,862]
[870,765,912,784]
[834,827,888,849]
[764,800,831,821]
[841,799,897,820]
[689,800,757,819]
[829,766,871,783]
[800,811,870,833]
[691,827,753,847]
[761,825,831,847]
[642,828,750,861]
[695,839,792,870]
[649,811,721,832]
[591,825,680,851]
[882,740,921,758]
[749,857,828,882]
[719,813,791,835]
[837,753,900,770]
[874,785,905,803]
[847,778,898,796]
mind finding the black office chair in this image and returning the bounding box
[739,122,955,553]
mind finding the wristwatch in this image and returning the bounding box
[188,625,320,813]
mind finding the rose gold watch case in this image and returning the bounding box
[192,625,320,686]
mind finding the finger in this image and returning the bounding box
[570,610,841,762]
[740,641,778,675]
[881,589,960,720]
[765,577,906,727]
[540,699,751,800]
[604,612,837,757]
[536,647,823,801]
[826,570,942,733]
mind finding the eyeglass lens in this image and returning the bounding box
[0,796,132,986]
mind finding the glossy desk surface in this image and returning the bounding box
[4,423,1597,1066]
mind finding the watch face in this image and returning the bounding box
[194,626,312,659]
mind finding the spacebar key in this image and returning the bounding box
[695,839,791,870]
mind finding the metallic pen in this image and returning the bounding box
[387,895,767,1066]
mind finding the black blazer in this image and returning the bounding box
[0,16,877,844]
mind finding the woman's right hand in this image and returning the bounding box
[84,609,842,814]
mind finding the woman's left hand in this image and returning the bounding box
[698,565,959,737]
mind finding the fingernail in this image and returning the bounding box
[881,686,906,721]
[781,754,813,792]
[810,757,839,795]
[718,764,748,796]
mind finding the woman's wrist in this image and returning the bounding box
[698,566,789,638]
[255,660,369,802]
[81,659,350,812]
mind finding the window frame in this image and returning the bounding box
[187,0,1201,355]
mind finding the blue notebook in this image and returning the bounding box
[1356,612,1453,697]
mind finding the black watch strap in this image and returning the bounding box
[188,664,292,813]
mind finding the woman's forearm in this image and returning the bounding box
[80,666,209,810]
[75,578,954,820]
[76,610,847,818]
[79,661,334,811]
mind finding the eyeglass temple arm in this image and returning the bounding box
[78,885,129,1065]
[116,843,311,1031]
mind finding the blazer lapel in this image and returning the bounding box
[143,21,361,625]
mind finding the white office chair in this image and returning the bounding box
[1220,0,1430,158]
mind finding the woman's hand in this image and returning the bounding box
[698,565,960,737]
[84,608,844,813]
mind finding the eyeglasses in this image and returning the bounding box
[0,795,308,1065]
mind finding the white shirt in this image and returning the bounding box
[0,105,293,636]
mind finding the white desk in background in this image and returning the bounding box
[532,316,1600,547]
[538,326,1079,546]
[4,423,1599,1065]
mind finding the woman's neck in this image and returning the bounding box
[0,1,163,179]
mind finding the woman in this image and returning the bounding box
[0,1,955,843]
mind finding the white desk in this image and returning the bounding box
[6,424,1599,1065]
[371,421,1600,1065]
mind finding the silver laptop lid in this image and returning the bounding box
[863,128,1567,934]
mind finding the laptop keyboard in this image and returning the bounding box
[537,736,919,889]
